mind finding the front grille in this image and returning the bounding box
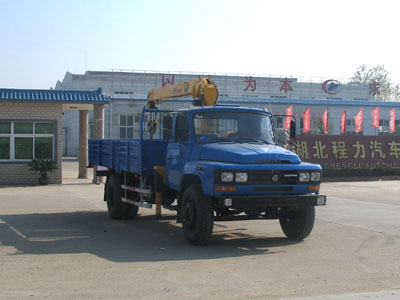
[248,170,299,185]
[253,186,293,192]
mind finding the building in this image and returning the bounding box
[0,88,109,185]
[56,71,400,157]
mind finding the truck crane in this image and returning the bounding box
[89,78,327,245]
[146,77,218,109]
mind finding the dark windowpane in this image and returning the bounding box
[175,115,189,142]
[120,115,126,126]
[127,116,134,126]
[120,127,127,138]
[35,123,54,134]
[0,122,11,134]
[15,137,33,159]
[35,137,53,159]
[0,137,10,159]
[127,127,133,138]
[14,123,33,134]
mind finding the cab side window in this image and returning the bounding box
[175,114,189,143]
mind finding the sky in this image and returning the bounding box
[1,0,400,89]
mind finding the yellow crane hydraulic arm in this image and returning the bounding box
[146,78,218,109]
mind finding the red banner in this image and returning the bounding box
[354,108,364,133]
[390,108,396,134]
[340,110,346,134]
[371,107,380,128]
[284,105,293,130]
[322,108,329,134]
[303,107,311,133]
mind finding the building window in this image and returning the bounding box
[0,122,11,159]
[274,116,284,129]
[378,119,389,136]
[395,120,400,135]
[119,115,134,138]
[119,114,143,139]
[344,119,363,136]
[0,121,55,161]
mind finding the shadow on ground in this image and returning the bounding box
[0,211,300,262]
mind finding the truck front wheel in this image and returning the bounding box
[279,205,315,240]
[181,184,214,245]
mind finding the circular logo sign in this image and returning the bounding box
[322,79,342,95]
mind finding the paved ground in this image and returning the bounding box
[0,160,399,300]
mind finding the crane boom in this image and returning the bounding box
[147,78,218,109]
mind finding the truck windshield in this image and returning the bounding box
[193,111,275,144]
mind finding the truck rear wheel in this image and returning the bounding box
[106,174,126,219]
[181,184,214,245]
[279,205,315,240]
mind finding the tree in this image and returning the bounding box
[350,65,400,102]
[312,118,332,135]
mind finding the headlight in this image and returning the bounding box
[311,172,321,181]
[299,172,310,182]
[235,172,248,183]
[221,172,234,182]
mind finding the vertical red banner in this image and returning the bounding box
[303,107,311,133]
[389,108,396,133]
[354,108,364,133]
[284,105,293,130]
[371,107,380,128]
[340,110,346,134]
[322,108,329,134]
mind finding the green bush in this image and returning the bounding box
[323,168,400,178]
[27,158,58,177]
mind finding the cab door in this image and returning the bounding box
[166,113,190,191]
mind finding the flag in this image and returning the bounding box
[303,107,311,133]
[284,105,293,130]
[354,108,364,133]
[390,108,396,134]
[340,110,346,134]
[371,107,380,128]
[322,108,329,134]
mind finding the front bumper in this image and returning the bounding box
[217,194,327,209]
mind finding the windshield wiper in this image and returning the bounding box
[219,137,273,144]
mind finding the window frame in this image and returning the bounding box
[119,114,137,139]
[0,121,56,162]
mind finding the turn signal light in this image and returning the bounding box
[308,185,320,191]
[216,186,237,192]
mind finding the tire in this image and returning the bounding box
[105,174,126,219]
[279,205,315,240]
[181,184,214,245]
[125,203,139,219]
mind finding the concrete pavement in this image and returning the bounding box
[0,160,399,299]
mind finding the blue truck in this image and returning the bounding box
[88,79,326,245]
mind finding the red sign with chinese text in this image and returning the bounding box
[322,108,329,134]
[390,108,396,134]
[295,135,400,169]
[244,76,256,92]
[162,74,175,87]
[280,78,293,93]
[303,107,311,133]
[284,105,293,130]
[340,110,346,134]
[354,108,364,133]
[371,107,380,128]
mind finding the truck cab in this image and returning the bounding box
[160,105,326,244]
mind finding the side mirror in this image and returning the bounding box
[290,120,296,139]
